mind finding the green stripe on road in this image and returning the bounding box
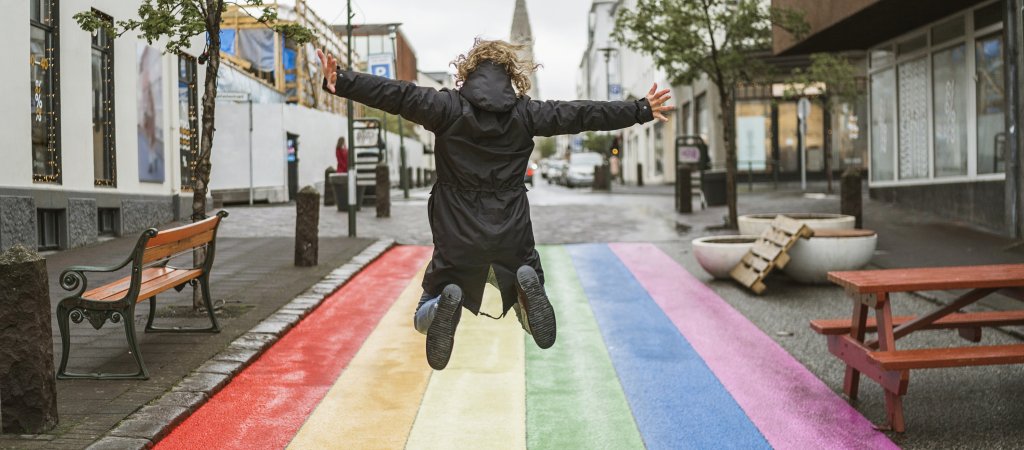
[526,246,644,449]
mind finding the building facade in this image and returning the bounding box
[774,0,1024,236]
[1,0,206,253]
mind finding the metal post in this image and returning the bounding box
[390,25,409,199]
[248,97,254,205]
[1005,0,1022,237]
[346,0,357,237]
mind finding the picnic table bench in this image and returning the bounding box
[811,264,1024,432]
[56,211,228,380]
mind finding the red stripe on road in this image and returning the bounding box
[155,245,432,450]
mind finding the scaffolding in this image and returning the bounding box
[220,0,352,113]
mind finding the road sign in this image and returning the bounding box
[367,53,394,79]
[797,97,811,120]
[609,83,622,100]
[677,145,701,164]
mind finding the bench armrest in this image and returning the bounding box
[59,255,135,297]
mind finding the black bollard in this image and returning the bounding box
[376,165,391,218]
[0,245,58,433]
[295,186,320,267]
[841,168,863,228]
[677,167,692,213]
[637,163,644,187]
[416,168,422,188]
[324,167,336,207]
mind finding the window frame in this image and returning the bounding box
[30,0,61,184]
[867,0,1006,188]
[91,10,116,187]
[178,53,199,191]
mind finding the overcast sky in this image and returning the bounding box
[305,0,594,100]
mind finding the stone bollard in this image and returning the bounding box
[376,165,391,218]
[0,245,58,434]
[841,168,863,228]
[323,167,336,207]
[295,186,319,267]
[676,167,692,213]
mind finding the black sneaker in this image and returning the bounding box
[425,284,463,370]
[516,265,556,349]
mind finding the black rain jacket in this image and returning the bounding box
[326,61,654,315]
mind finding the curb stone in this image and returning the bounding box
[88,239,395,446]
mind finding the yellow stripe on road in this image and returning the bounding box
[287,269,432,450]
[405,284,527,450]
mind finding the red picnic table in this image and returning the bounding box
[811,264,1024,432]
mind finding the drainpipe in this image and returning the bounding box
[1005,0,1023,238]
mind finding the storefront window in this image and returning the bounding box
[932,44,967,177]
[870,69,895,181]
[736,101,770,170]
[654,122,664,176]
[897,57,929,179]
[92,11,116,186]
[679,102,691,136]
[30,0,60,183]
[695,93,709,145]
[179,54,200,190]
[976,33,1005,174]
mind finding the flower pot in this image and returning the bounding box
[692,235,759,279]
[737,213,855,236]
[782,230,877,284]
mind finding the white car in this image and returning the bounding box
[564,152,604,188]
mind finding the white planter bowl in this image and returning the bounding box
[782,230,877,284]
[738,213,855,236]
[692,235,759,279]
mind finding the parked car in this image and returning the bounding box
[565,152,604,188]
[538,159,551,179]
[546,160,567,185]
[525,162,538,186]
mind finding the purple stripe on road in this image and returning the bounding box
[610,243,898,450]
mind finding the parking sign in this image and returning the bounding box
[367,53,394,79]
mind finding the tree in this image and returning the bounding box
[76,1,311,222]
[583,131,615,155]
[537,137,557,159]
[785,53,862,194]
[615,0,806,227]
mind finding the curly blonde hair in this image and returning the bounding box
[451,39,539,97]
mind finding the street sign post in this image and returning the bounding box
[797,97,811,191]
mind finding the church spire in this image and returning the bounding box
[509,0,539,98]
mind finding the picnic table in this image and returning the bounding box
[810,264,1024,432]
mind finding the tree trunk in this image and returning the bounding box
[720,90,739,228]
[193,5,222,222]
[193,2,223,309]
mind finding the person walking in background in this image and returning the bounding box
[318,39,672,371]
[335,137,349,173]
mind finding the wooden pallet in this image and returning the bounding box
[730,215,813,294]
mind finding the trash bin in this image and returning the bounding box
[701,170,728,206]
[329,173,363,211]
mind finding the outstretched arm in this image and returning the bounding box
[526,84,674,137]
[318,49,457,132]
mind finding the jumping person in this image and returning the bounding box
[318,40,672,370]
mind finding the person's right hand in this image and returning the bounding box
[317,48,338,94]
[646,83,674,122]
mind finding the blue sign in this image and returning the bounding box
[371,64,392,79]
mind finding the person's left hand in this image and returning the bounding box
[317,48,338,93]
[646,83,674,122]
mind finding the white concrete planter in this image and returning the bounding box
[738,213,855,236]
[782,231,878,284]
[692,235,759,279]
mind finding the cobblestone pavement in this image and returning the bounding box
[0,219,372,449]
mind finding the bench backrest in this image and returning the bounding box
[134,211,229,271]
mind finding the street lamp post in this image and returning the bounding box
[389,24,410,199]
[596,47,616,101]
[346,0,357,237]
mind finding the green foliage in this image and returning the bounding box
[362,108,418,139]
[583,132,614,154]
[785,53,862,111]
[74,0,312,55]
[613,0,808,88]
[537,137,556,158]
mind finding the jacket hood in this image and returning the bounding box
[460,60,518,112]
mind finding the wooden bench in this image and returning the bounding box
[811,264,1024,431]
[56,211,228,380]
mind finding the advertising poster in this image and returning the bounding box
[137,44,165,183]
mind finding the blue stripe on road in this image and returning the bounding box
[568,243,770,450]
